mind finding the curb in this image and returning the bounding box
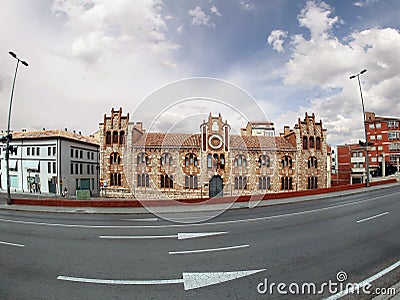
[0,182,398,215]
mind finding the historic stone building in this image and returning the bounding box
[99,108,329,199]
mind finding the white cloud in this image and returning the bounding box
[188,6,213,27]
[177,24,183,34]
[267,29,288,52]
[210,5,221,17]
[240,2,255,11]
[271,0,400,145]
[51,0,178,64]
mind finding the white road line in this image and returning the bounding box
[100,235,176,239]
[0,191,398,229]
[122,218,159,222]
[169,244,249,255]
[99,232,228,240]
[57,268,266,290]
[0,240,25,247]
[356,211,389,223]
[325,259,400,300]
[57,275,183,285]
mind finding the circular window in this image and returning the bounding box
[209,134,223,150]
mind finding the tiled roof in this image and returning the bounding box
[134,132,295,151]
[134,133,201,148]
[11,130,99,146]
[230,135,296,151]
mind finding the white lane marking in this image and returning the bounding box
[161,215,216,220]
[356,211,389,223]
[122,218,159,222]
[99,235,176,239]
[1,191,399,229]
[177,232,227,240]
[57,268,266,290]
[325,259,400,300]
[169,244,249,255]
[0,240,25,247]
[57,275,182,285]
[99,232,228,240]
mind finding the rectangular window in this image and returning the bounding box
[91,165,94,174]
[32,147,35,156]
[371,146,376,151]
[75,149,78,158]
[27,147,30,156]
[378,146,383,151]
[48,147,51,156]
[80,164,83,174]
[48,162,51,173]
[371,157,377,162]
[71,148,74,158]
[87,164,90,174]
[87,152,90,159]
[376,123,381,129]
[377,134,382,140]
[75,164,78,174]
[370,135,375,140]
[37,147,40,156]
[71,163,74,174]
[80,150,83,159]
[53,147,56,156]
[53,162,56,174]
[91,152,94,160]
[369,124,374,129]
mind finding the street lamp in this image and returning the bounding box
[5,51,29,205]
[350,69,369,187]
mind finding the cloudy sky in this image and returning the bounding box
[0,0,399,146]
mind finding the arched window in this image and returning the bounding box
[137,152,149,165]
[281,176,293,190]
[316,137,321,150]
[258,176,271,190]
[110,173,122,186]
[106,131,111,145]
[309,136,315,149]
[160,174,173,189]
[258,155,270,167]
[110,152,121,165]
[303,136,308,150]
[185,153,198,167]
[281,156,292,168]
[234,154,246,167]
[137,174,149,187]
[207,154,212,169]
[308,176,318,189]
[308,156,317,169]
[234,176,247,190]
[120,131,125,144]
[161,153,173,166]
[184,175,198,189]
[220,154,225,169]
[112,131,119,144]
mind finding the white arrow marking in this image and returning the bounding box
[99,232,228,240]
[0,240,25,247]
[57,269,266,290]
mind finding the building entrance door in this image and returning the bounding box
[209,175,223,198]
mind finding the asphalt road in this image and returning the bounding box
[0,185,399,299]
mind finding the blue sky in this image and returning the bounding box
[0,0,399,145]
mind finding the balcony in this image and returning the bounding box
[351,157,365,163]
[351,167,365,173]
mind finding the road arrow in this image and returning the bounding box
[99,231,228,240]
[57,269,266,290]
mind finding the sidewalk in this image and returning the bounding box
[0,182,398,215]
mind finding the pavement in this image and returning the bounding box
[0,182,399,214]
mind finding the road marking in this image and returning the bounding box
[122,218,159,222]
[325,259,400,300]
[169,244,249,255]
[57,268,266,290]
[0,240,25,247]
[99,232,228,240]
[356,211,389,223]
[0,191,398,229]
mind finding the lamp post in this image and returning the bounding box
[5,51,29,205]
[350,69,369,187]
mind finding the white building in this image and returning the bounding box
[0,129,99,196]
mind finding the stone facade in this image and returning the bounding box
[99,109,330,199]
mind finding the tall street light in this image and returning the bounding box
[350,69,369,187]
[5,51,29,205]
